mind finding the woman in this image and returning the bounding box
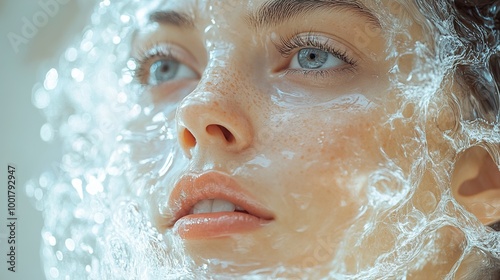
[33,0,500,279]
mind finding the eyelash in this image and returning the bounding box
[132,34,358,84]
[274,32,358,76]
[133,44,177,85]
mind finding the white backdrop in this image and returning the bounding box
[0,1,94,279]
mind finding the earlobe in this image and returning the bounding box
[451,146,500,226]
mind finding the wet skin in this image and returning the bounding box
[130,0,476,277]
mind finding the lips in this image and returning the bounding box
[166,171,274,239]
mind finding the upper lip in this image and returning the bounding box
[166,171,274,227]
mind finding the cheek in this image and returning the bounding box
[276,107,384,171]
[263,107,386,223]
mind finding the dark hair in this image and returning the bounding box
[453,0,500,123]
[416,0,500,123]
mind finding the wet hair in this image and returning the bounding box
[419,0,500,123]
[451,1,500,233]
[416,2,500,278]
[453,0,500,123]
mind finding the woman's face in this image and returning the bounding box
[130,0,448,276]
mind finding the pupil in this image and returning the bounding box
[298,48,328,69]
[161,64,170,72]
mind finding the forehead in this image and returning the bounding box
[140,0,391,25]
[133,0,429,62]
[136,0,428,40]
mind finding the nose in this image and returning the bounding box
[176,81,253,157]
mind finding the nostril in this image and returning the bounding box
[219,125,235,143]
[206,124,235,143]
[183,129,197,148]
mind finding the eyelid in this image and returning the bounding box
[273,32,358,67]
[270,32,361,83]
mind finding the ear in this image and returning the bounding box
[451,146,500,226]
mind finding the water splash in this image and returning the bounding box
[29,0,500,279]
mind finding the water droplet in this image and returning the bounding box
[113,36,121,44]
[65,47,78,62]
[56,251,63,261]
[32,88,50,109]
[44,68,58,90]
[71,68,85,82]
[94,212,105,224]
[40,123,54,142]
[65,238,75,251]
[34,188,43,201]
[49,267,59,278]
[120,14,130,23]
[48,235,56,246]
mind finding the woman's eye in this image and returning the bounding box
[148,59,197,86]
[290,48,345,70]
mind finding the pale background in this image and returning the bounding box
[0,1,94,279]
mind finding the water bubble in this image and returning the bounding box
[121,72,133,84]
[399,210,426,234]
[80,243,94,254]
[65,47,78,62]
[414,190,438,215]
[85,176,103,195]
[44,68,58,90]
[129,104,142,118]
[117,92,128,103]
[81,41,94,52]
[34,188,43,201]
[39,172,53,189]
[436,105,458,132]
[367,168,408,208]
[120,14,130,23]
[71,68,85,82]
[40,123,54,142]
[126,59,137,70]
[47,235,56,246]
[56,251,63,261]
[94,212,105,224]
[71,178,84,200]
[65,239,76,251]
[26,180,35,198]
[49,267,59,278]
[32,87,50,109]
[101,0,110,7]
[112,36,121,44]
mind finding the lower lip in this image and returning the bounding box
[173,212,270,239]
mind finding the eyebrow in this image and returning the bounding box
[149,10,194,27]
[148,0,380,29]
[247,0,381,29]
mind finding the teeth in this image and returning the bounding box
[212,199,236,212]
[191,199,237,214]
[192,199,213,214]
